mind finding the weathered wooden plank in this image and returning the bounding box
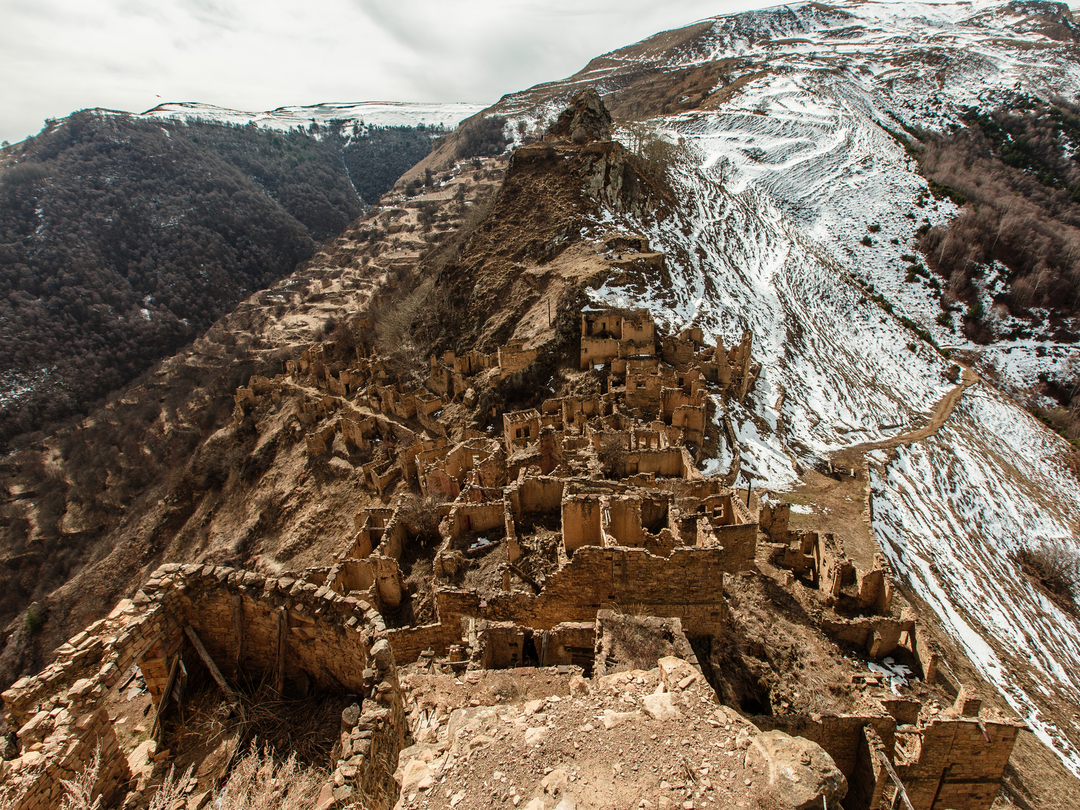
[183,625,237,705]
[231,592,244,669]
[275,608,288,694]
[150,656,180,742]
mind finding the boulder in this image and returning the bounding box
[744,730,847,810]
[602,709,639,729]
[657,657,699,691]
[642,692,683,722]
[399,759,434,793]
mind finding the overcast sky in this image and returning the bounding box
[0,0,768,145]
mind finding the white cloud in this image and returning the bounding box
[0,0,763,144]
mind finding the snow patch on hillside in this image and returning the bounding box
[0,366,57,412]
[133,101,488,133]
[871,386,1080,773]
[588,152,952,488]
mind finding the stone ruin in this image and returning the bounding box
[0,307,1029,810]
[580,306,758,406]
[2,566,403,810]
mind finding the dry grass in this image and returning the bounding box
[52,686,341,810]
[233,684,349,766]
[168,679,350,769]
[147,764,194,810]
[51,744,192,810]
[59,745,103,810]
[214,744,327,810]
[1013,542,1080,613]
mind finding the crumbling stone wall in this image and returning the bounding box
[2,704,128,810]
[447,501,505,541]
[757,714,897,788]
[2,564,406,810]
[594,610,697,677]
[497,340,539,378]
[448,546,734,636]
[509,476,564,518]
[768,528,894,617]
[896,716,1024,810]
[504,408,542,452]
[544,622,596,669]
[473,621,528,669]
[386,622,449,664]
[385,540,745,666]
[821,615,915,659]
[701,520,758,570]
[562,496,603,551]
[758,707,1024,810]
[622,447,694,478]
[1,624,131,810]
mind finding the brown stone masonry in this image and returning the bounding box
[2,564,407,810]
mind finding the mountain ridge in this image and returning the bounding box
[2,2,1080,806]
[0,109,457,449]
[398,0,1080,777]
[133,100,489,134]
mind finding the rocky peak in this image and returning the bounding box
[547,88,612,144]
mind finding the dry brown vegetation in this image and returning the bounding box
[1013,542,1080,614]
[1030,357,1080,473]
[361,188,497,380]
[909,98,1080,331]
[213,745,327,810]
[58,745,104,810]
[598,433,629,479]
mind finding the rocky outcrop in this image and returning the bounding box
[547,88,612,144]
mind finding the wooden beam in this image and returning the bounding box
[507,563,543,594]
[184,625,238,706]
[231,593,244,669]
[877,749,917,810]
[150,655,180,742]
[275,608,288,695]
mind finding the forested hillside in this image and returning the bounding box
[0,113,436,449]
[911,97,1080,329]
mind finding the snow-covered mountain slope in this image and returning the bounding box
[493,0,1080,397]
[517,0,1080,776]
[871,386,1080,772]
[127,100,488,133]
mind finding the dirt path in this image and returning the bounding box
[782,366,979,572]
[842,366,980,456]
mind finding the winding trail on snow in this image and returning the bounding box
[843,366,981,456]
[783,365,980,576]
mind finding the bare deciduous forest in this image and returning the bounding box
[912,97,1080,323]
[0,114,437,450]
[908,97,1080,445]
